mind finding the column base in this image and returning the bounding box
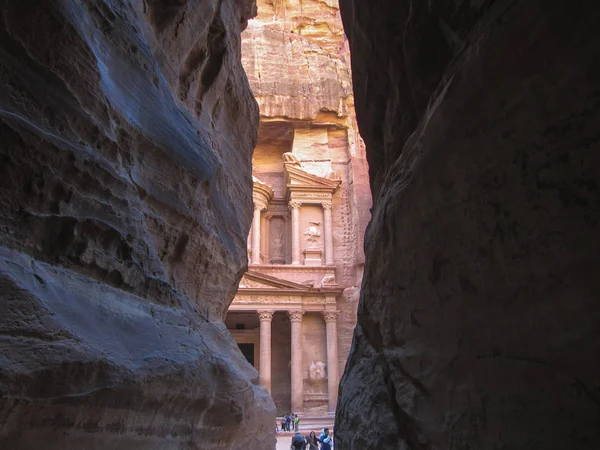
[303,248,322,266]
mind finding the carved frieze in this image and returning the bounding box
[291,192,332,199]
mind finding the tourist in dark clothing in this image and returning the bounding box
[291,431,306,450]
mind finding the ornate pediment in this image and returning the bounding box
[285,166,341,190]
[237,271,310,291]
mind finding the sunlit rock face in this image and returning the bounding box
[242,0,350,120]
[337,1,600,449]
[0,0,275,448]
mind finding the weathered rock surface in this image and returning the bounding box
[0,0,275,448]
[337,1,600,449]
[242,0,352,121]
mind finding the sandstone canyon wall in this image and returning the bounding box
[337,1,600,449]
[241,0,371,389]
[0,0,275,448]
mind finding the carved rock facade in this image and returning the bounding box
[226,0,371,422]
[0,1,275,448]
[336,1,600,449]
[226,0,371,425]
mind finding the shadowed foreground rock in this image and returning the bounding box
[0,0,275,448]
[337,1,600,449]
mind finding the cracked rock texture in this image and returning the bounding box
[242,0,352,120]
[336,1,600,449]
[0,0,275,448]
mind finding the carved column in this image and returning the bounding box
[251,204,262,264]
[322,201,334,265]
[263,215,271,264]
[257,310,273,393]
[289,310,305,412]
[289,201,301,265]
[323,311,339,412]
[284,215,291,264]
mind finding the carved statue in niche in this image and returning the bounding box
[273,230,283,254]
[269,217,285,264]
[303,221,321,248]
[308,361,327,383]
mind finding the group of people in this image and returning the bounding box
[291,428,333,450]
[279,413,300,432]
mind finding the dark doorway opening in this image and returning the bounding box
[238,343,255,366]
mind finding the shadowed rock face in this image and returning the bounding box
[337,1,600,449]
[0,0,275,448]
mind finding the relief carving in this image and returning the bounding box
[309,361,327,382]
[321,274,337,286]
[303,221,321,248]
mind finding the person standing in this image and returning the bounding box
[306,431,319,450]
[294,414,300,432]
[319,428,333,450]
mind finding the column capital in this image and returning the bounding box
[288,310,305,322]
[254,201,267,211]
[322,201,333,210]
[257,310,274,322]
[322,311,338,322]
[289,200,302,209]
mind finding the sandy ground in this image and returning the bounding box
[275,435,292,449]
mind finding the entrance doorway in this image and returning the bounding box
[238,343,255,366]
